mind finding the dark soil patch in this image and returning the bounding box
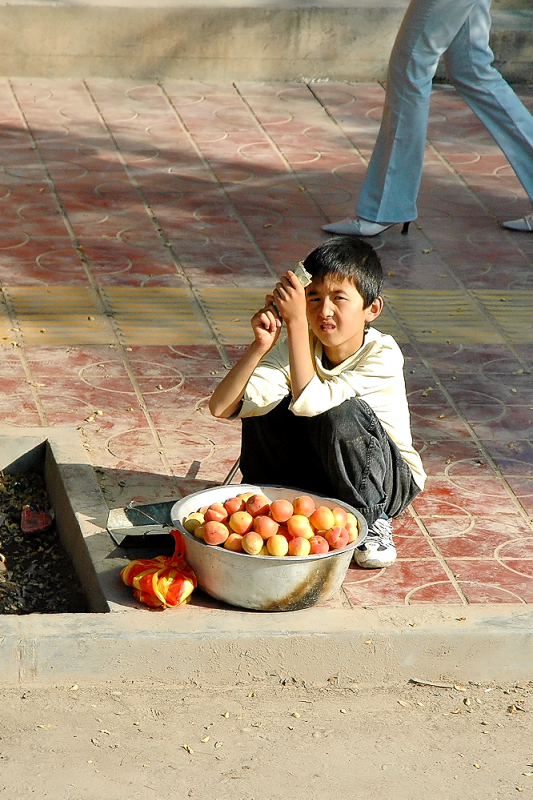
[0,473,88,614]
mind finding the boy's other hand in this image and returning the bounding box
[251,299,282,352]
[272,271,307,326]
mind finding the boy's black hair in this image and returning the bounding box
[302,235,383,308]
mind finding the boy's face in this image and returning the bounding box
[305,276,383,365]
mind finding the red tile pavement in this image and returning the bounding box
[0,77,532,608]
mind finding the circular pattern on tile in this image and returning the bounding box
[36,248,131,276]
[332,162,366,182]
[106,426,214,472]
[413,497,475,537]
[237,142,278,162]
[126,85,164,102]
[309,88,356,106]
[213,105,251,125]
[260,111,293,126]
[213,165,255,183]
[451,390,506,423]
[117,228,163,248]
[0,234,30,249]
[6,162,88,182]
[0,184,11,200]
[495,537,533,578]
[79,359,184,394]
[67,210,110,227]
[406,581,525,603]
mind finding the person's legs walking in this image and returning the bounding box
[323,0,483,235]
[443,0,533,230]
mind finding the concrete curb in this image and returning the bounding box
[1,605,532,685]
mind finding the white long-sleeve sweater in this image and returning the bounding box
[237,327,426,491]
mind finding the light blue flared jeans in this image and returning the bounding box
[356,0,533,223]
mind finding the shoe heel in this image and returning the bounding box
[401,222,410,235]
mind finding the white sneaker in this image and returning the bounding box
[502,211,533,232]
[352,517,396,569]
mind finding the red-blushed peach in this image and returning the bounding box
[253,515,279,540]
[245,494,271,518]
[276,525,292,543]
[203,520,230,546]
[229,510,254,534]
[309,535,329,554]
[182,512,204,533]
[269,498,294,523]
[224,532,244,552]
[236,491,254,502]
[287,514,315,540]
[193,523,206,540]
[242,531,263,555]
[292,495,316,517]
[267,534,289,556]
[309,506,335,532]
[332,506,348,527]
[224,496,245,515]
[288,536,311,557]
[204,502,229,523]
[345,520,360,543]
[325,526,349,550]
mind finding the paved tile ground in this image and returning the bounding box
[1,77,532,609]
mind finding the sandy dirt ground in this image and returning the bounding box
[0,678,532,799]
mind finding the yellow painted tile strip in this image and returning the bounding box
[5,287,112,346]
[384,289,504,344]
[2,287,531,347]
[103,287,214,346]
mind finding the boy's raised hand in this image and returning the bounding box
[271,271,307,326]
[250,298,282,352]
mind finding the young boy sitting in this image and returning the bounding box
[209,236,425,569]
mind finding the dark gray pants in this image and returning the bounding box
[240,396,420,526]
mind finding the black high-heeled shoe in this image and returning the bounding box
[322,218,411,237]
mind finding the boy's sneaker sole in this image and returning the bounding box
[352,517,396,569]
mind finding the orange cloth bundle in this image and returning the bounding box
[120,529,197,608]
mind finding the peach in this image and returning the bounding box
[224,532,244,552]
[309,506,335,532]
[203,520,230,546]
[287,514,315,540]
[345,520,360,543]
[259,545,269,556]
[346,511,358,526]
[332,506,348,527]
[269,498,294,523]
[193,523,206,541]
[253,515,279,540]
[229,511,254,534]
[277,525,292,543]
[198,505,209,514]
[288,536,311,557]
[236,491,254,502]
[309,535,329,554]
[182,512,204,533]
[242,531,264,555]
[224,496,245,515]
[204,502,229,523]
[245,494,271,518]
[325,526,349,550]
[267,534,289,556]
[292,495,316,518]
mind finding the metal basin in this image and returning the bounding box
[170,484,367,612]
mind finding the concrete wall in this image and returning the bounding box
[0,0,531,81]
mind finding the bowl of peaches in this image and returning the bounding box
[170,484,367,611]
